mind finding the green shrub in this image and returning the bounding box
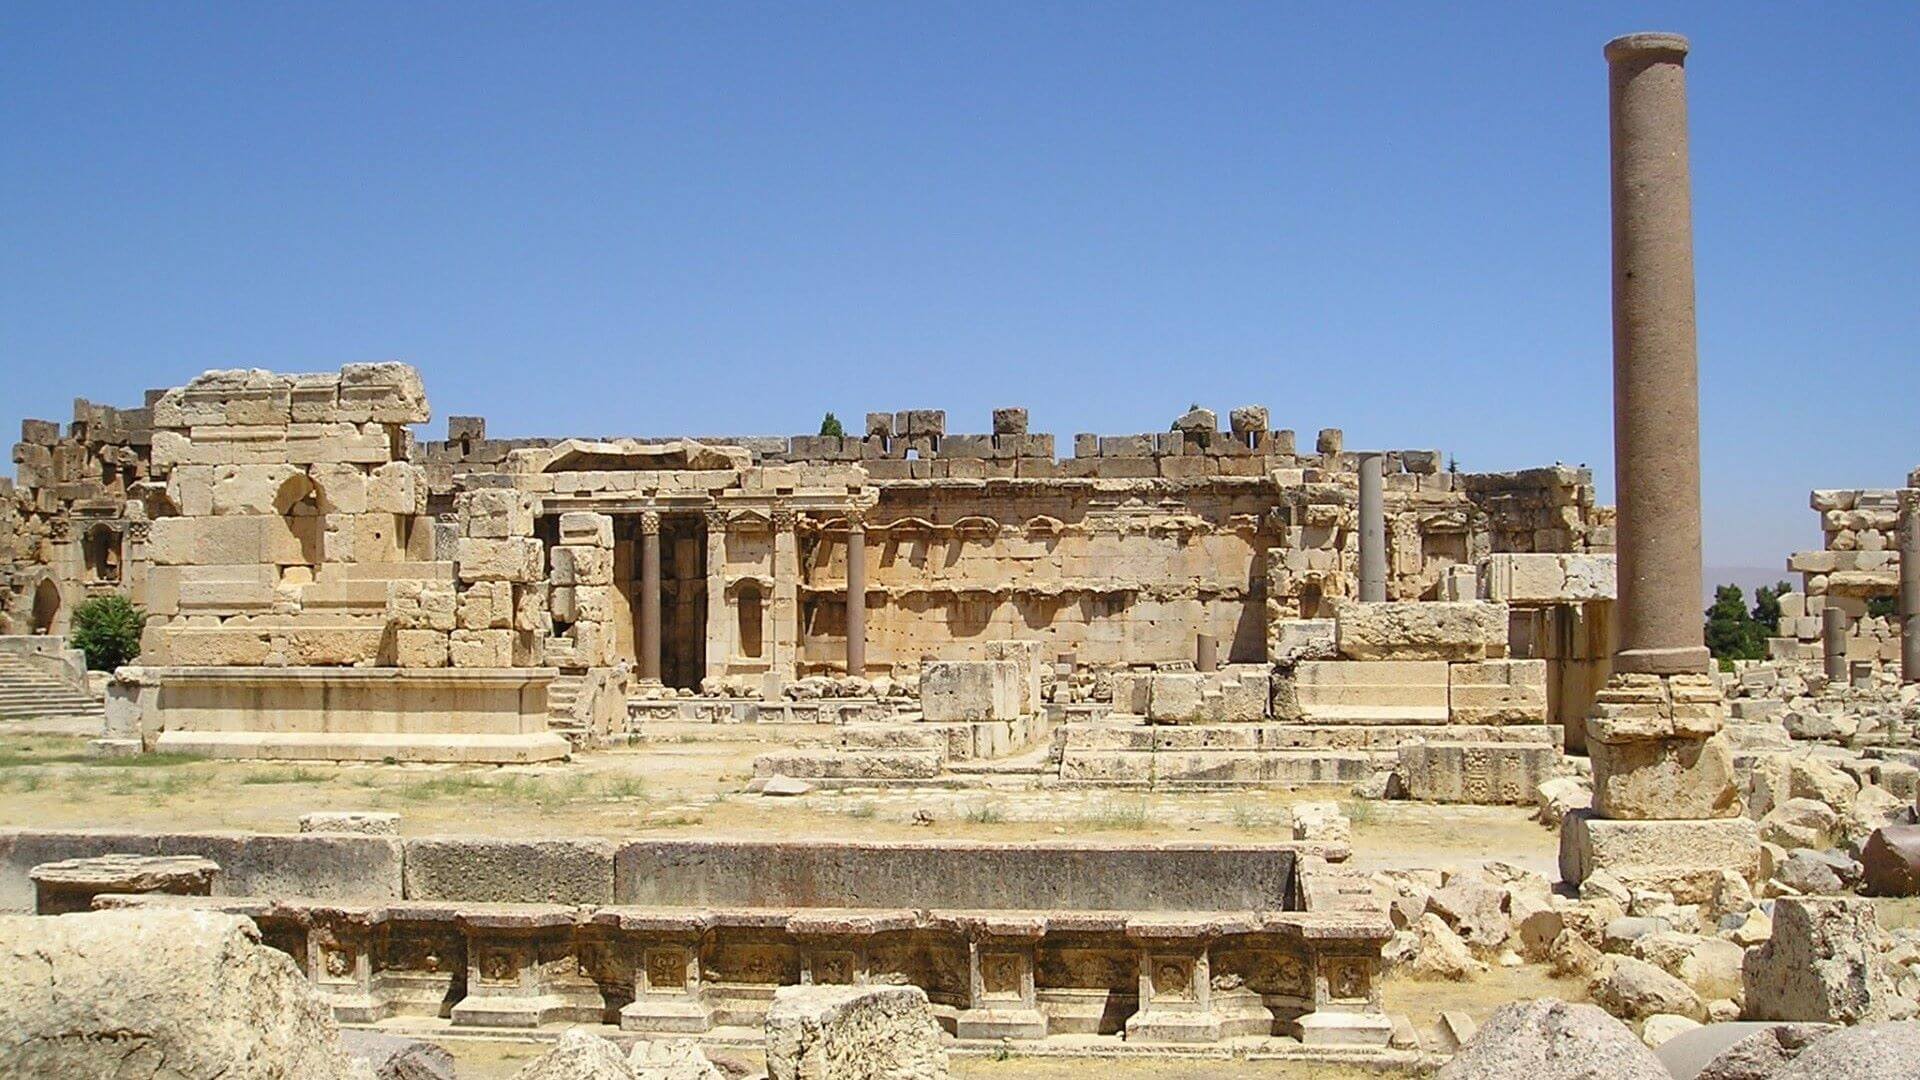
[69,594,146,671]
[819,412,845,437]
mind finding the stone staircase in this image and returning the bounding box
[546,670,590,746]
[0,652,105,724]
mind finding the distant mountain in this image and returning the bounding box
[1703,565,1796,609]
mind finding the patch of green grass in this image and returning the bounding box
[1231,805,1283,831]
[107,773,192,798]
[0,772,45,793]
[1342,800,1378,826]
[392,773,498,801]
[1079,799,1149,831]
[240,767,326,785]
[596,777,648,801]
[963,801,1006,825]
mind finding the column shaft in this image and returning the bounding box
[1901,489,1920,683]
[1357,454,1387,602]
[771,507,799,683]
[704,509,729,684]
[1822,605,1848,683]
[639,511,662,684]
[1607,33,1708,675]
[845,520,867,677]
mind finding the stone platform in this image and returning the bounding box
[143,666,568,763]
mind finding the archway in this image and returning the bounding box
[31,579,61,635]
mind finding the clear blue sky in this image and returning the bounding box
[3,4,1915,570]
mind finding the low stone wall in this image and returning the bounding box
[0,829,1333,914]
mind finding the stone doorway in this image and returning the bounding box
[658,514,708,690]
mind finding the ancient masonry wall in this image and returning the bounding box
[1770,480,1914,674]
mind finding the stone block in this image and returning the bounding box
[402,836,616,904]
[1482,553,1617,602]
[920,660,1022,723]
[1146,673,1206,723]
[1316,428,1343,454]
[1271,619,1336,665]
[1229,405,1268,435]
[549,545,611,586]
[1293,660,1449,723]
[394,629,449,669]
[992,407,1028,436]
[456,537,542,583]
[865,412,893,438]
[299,812,400,836]
[1333,600,1508,661]
[448,628,514,668]
[1743,898,1907,1023]
[1559,812,1760,904]
[462,489,535,539]
[897,409,945,437]
[458,581,513,630]
[338,361,429,425]
[1399,742,1560,805]
[1590,732,1742,820]
[764,985,948,1080]
[1448,659,1547,725]
[982,639,1045,713]
[364,461,421,514]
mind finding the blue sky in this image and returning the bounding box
[3,3,1915,570]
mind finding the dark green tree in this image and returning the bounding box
[69,593,146,671]
[1751,580,1793,634]
[1869,595,1897,618]
[819,412,844,438]
[1704,584,1765,662]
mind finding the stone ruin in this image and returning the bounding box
[4,26,1920,1080]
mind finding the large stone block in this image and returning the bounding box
[1332,600,1508,661]
[1559,812,1760,904]
[1293,660,1448,723]
[455,537,542,583]
[337,361,429,425]
[920,660,1022,723]
[982,640,1045,714]
[1482,553,1618,603]
[764,984,949,1080]
[1146,672,1206,723]
[402,837,615,904]
[1399,741,1560,805]
[1590,732,1742,820]
[1743,898,1909,1024]
[1448,659,1548,725]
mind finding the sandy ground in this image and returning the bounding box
[0,732,1557,867]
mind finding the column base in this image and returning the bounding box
[955,1006,1048,1040]
[451,993,574,1028]
[1125,1006,1222,1044]
[619,996,715,1034]
[1292,1010,1394,1047]
[1559,810,1760,902]
[1612,645,1711,676]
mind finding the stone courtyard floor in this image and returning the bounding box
[0,730,1555,876]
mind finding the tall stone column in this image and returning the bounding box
[638,509,662,685]
[1564,33,1759,900]
[1901,488,1920,683]
[1608,32,1708,677]
[844,508,867,678]
[1822,606,1849,683]
[770,504,800,688]
[1357,454,1387,602]
[703,507,730,686]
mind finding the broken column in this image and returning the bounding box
[845,507,867,678]
[1822,605,1849,683]
[638,509,662,685]
[1357,453,1386,602]
[1901,488,1919,683]
[1565,33,1758,900]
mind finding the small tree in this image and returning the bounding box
[819,412,845,438]
[1704,584,1764,662]
[69,593,146,672]
[1751,579,1792,634]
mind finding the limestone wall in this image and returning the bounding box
[1772,483,1911,671]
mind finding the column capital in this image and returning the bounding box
[845,505,868,529]
[639,509,662,536]
[702,506,728,530]
[125,520,150,543]
[770,505,798,533]
[1605,32,1689,64]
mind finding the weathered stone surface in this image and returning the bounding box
[1590,732,1741,820]
[1332,599,1508,661]
[1743,898,1913,1024]
[764,984,949,1080]
[403,837,615,904]
[1639,1012,1700,1048]
[1759,799,1841,851]
[1659,1022,1832,1080]
[0,909,369,1079]
[512,1029,633,1079]
[1401,741,1560,805]
[1406,912,1487,981]
[919,660,1022,723]
[1427,873,1510,952]
[301,811,401,836]
[628,1039,725,1080]
[1593,956,1707,1022]
[1435,998,1669,1080]
[1768,1022,1920,1080]
[1862,825,1920,897]
[1560,812,1761,904]
[339,1029,455,1080]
